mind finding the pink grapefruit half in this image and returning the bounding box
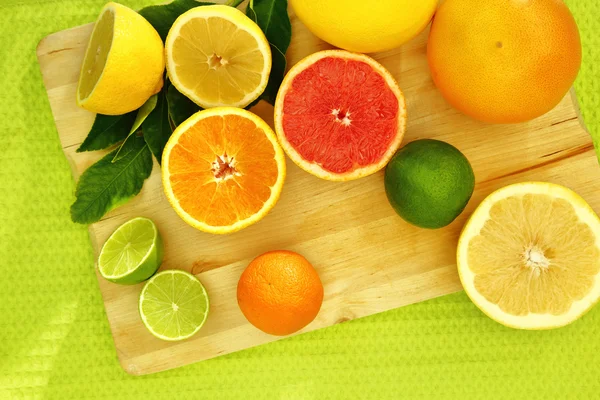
[274,50,407,181]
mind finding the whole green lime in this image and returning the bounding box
[384,139,475,229]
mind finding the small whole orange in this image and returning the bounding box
[427,0,581,124]
[237,250,324,336]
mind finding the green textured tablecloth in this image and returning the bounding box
[1,0,599,398]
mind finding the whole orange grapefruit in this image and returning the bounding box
[427,0,581,124]
[237,250,324,336]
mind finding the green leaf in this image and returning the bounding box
[262,44,287,105]
[130,95,159,136]
[76,112,136,152]
[226,0,245,7]
[143,91,173,163]
[139,0,215,41]
[246,4,257,23]
[166,83,202,127]
[249,0,291,53]
[245,97,261,110]
[247,0,291,105]
[70,135,153,224]
[113,95,158,162]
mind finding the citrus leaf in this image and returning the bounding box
[249,0,291,53]
[139,0,215,41]
[113,95,158,162]
[143,91,173,164]
[261,44,286,105]
[245,97,261,110]
[130,95,159,137]
[70,135,153,224]
[76,112,136,152]
[246,4,257,23]
[166,83,201,127]
[226,0,245,7]
[246,0,291,105]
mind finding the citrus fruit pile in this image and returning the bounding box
[79,0,600,340]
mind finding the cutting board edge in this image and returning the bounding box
[117,270,466,376]
[36,26,149,375]
[569,87,590,136]
[37,23,94,56]
[34,20,598,376]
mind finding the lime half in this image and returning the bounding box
[98,217,163,285]
[139,270,210,341]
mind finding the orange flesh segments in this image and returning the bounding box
[164,110,284,232]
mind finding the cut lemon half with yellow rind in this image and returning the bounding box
[77,2,165,115]
[457,182,600,330]
[165,5,272,109]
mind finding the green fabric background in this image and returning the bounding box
[1,0,599,398]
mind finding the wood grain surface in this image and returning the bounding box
[36,7,597,375]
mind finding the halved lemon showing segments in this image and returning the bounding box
[166,5,272,109]
[77,2,165,115]
[457,182,600,329]
[162,107,286,234]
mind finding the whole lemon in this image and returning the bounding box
[428,0,581,123]
[290,0,438,53]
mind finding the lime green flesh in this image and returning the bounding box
[79,7,114,100]
[98,217,163,285]
[139,270,210,341]
[384,139,475,229]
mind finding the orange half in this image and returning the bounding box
[162,108,286,234]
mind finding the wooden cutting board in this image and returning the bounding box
[36,6,598,375]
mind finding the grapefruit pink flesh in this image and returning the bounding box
[281,56,401,175]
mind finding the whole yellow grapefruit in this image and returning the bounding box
[290,0,438,53]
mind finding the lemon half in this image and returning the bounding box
[165,5,272,109]
[77,2,165,115]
